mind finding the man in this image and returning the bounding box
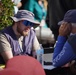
[46,0,76,41]
[0,10,42,64]
[53,9,76,67]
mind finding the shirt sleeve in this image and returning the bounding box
[53,36,67,58]
[0,32,12,53]
[53,36,76,67]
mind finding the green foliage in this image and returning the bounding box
[0,0,14,30]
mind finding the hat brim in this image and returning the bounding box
[58,21,64,25]
[11,17,40,28]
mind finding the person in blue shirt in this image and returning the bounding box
[53,9,76,67]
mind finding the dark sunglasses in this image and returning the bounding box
[23,20,34,27]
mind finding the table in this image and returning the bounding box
[43,65,70,75]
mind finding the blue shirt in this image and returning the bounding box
[53,36,76,67]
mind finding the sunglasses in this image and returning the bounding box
[23,20,34,27]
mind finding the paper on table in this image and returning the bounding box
[43,65,56,70]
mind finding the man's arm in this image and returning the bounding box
[32,35,44,58]
[0,33,13,63]
[33,36,40,51]
[1,51,13,63]
[53,22,74,67]
[53,36,76,67]
[32,36,40,58]
[53,36,67,58]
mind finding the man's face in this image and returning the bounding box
[17,21,31,36]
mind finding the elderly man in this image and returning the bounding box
[0,10,43,64]
[53,9,76,67]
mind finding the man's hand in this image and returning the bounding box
[59,22,72,36]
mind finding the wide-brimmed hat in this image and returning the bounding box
[58,9,76,25]
[11,10,40,28]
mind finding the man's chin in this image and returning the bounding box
[24,34,28,36]
[22,31,29,36]
[22,33,28,36]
